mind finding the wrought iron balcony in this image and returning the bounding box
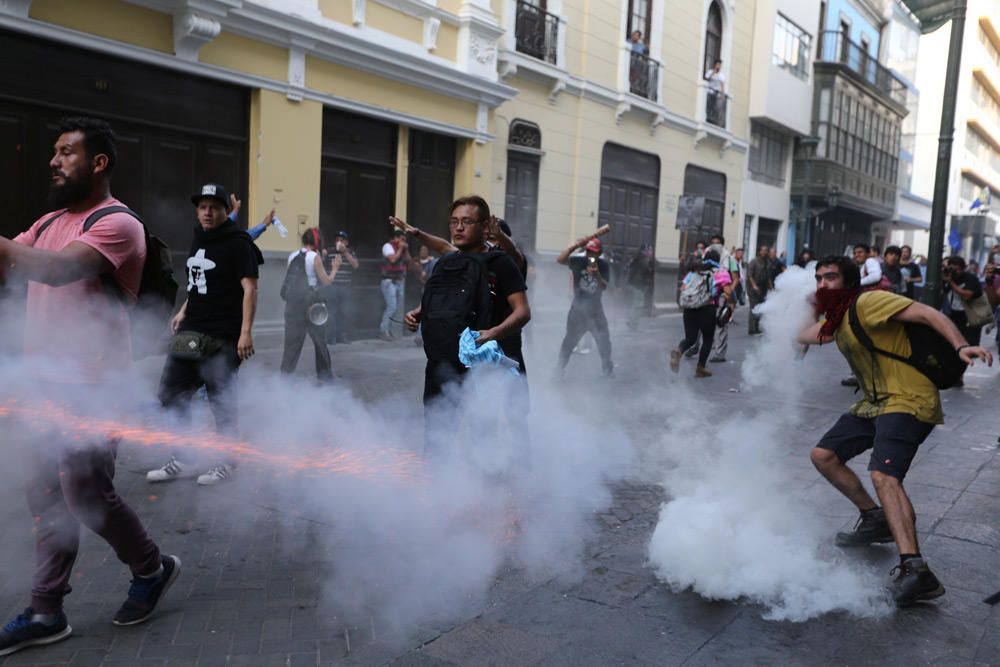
[705,89,728,128]
[817,31,907,107]
[628,51,661,101]
[515,0,559,65]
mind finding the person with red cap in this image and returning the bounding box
[555,234,614,377]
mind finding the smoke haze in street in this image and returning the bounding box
[647,267,892,621]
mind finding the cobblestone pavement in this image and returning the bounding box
[2,302,1000,666]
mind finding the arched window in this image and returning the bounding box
[509,120,542,150]
[703,1,723,75]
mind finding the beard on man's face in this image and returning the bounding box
[47,167,95,209]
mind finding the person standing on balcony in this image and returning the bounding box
[628,30,647,55]
[704,59,726,125]
[628,30,648,92]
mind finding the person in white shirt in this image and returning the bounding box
[704,59,726,123]
[853,244,883,288]
[280,228,334,381]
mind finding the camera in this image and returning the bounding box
[587,256,598,267]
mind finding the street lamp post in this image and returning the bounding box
[794,136,820,260]
[902,0,968,308]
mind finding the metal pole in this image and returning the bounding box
[800,155,812,254]
[921,0,967,308]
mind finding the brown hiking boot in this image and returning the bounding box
[695,366,712,378]
[670,349,681,373]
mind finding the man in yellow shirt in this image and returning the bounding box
[799,255,992,606]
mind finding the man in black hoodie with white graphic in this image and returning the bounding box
[147,183,262,486]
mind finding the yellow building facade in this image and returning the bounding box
[490,0,751,272]
[1,0,516,334]
[1,0,751,331]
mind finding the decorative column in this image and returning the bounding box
[456,0,504,81]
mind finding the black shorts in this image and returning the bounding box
[816,412,935,481]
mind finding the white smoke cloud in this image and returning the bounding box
[647,267,892,621]
[0,298,634,643]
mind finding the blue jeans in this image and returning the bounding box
[380,278,404,335]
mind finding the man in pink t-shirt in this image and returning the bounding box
[0,118,179,657]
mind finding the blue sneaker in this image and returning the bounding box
[0,608,72,656]
[112,555,181,626]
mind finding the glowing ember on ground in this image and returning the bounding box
[0,399,426,483]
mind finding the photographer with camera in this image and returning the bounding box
[942,256,986,386]
[323,231,358,344]
[556,235,614,378]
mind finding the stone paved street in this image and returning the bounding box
[2,302,1000,666]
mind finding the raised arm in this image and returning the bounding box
[557,237,587,265]
[486,217,525,271]
[892,301,992,366]
[389,216,456,255]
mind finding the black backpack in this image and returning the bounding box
[280,250,313,303]
[848,296,965,391]
[420,250,503,363]
[36,206,178,359]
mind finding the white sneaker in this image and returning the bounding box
[146,457,194,482]
[197,464,234,486]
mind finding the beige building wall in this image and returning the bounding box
[492,0,752,266]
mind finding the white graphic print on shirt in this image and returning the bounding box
[187,248,217,295]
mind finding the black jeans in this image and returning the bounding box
[281,302,333,381]
[747,289,767,334]
[558,303,613,373]
[678,306,716,367]
[158,342,241,449]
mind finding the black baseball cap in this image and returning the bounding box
[336,230,349,240]
[191,183,230,209]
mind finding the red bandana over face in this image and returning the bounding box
[814,287,860,338]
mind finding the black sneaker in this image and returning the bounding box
[0,608,72,657]
[890,558,945,607]
[840,377,859,387]
[112,555,181,626]
[835,508,894,547]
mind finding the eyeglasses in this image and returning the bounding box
[815,272,841,283]
[449,217,481,228]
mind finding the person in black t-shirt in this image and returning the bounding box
[148,183,262,486]
[900,245,922,299]
[882,246,906,295]
[404,196,530,455]
[942,255,984,387]
[556,235,614,377]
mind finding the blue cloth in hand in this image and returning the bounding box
[458,328,520,376]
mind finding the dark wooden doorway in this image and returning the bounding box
[319,108,397,339]
[599,143,660,286]
[0,29,248,286]
[504,151,540,253]
[405,129,456,311]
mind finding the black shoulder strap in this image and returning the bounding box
[33,211,68,243]
[847,295,909,364]
[82,206,143,304]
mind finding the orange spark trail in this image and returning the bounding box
[0,400,426,483]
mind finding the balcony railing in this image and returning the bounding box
[628,51,661,101]
[705,89,728,128]
[515,0,559,65]
[817,31,907,107]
